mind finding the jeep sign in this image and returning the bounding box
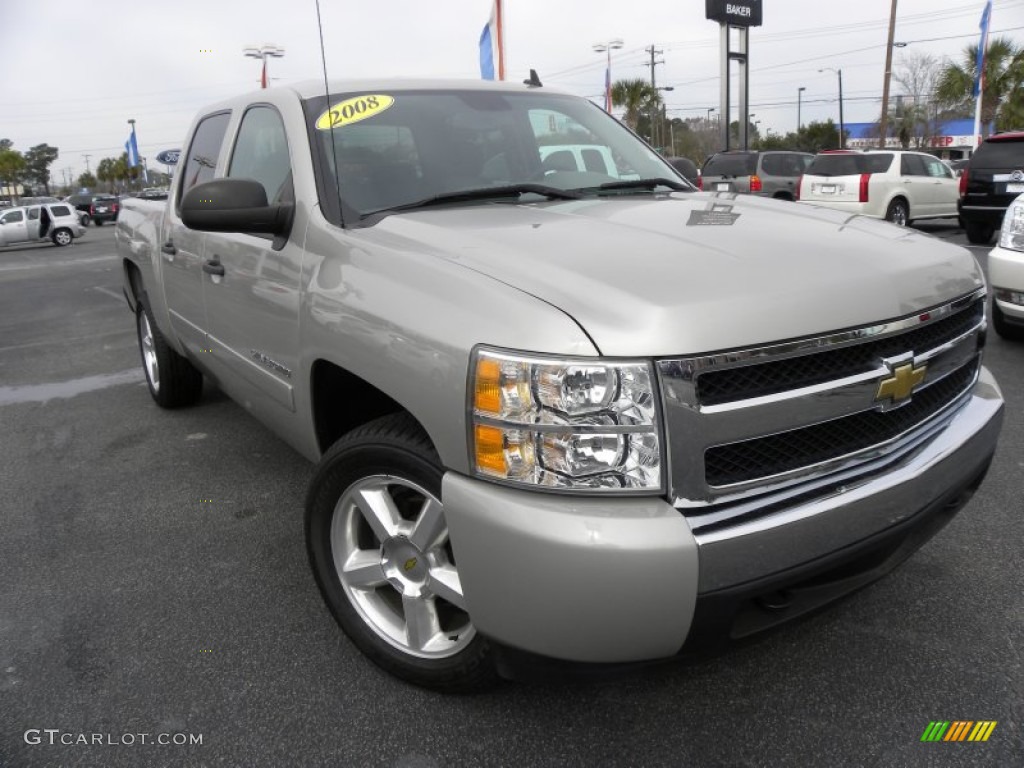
[706,0,763,27]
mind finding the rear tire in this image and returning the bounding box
[136,295,203,408]
[306,413,498,693]
[885,198,909,227]
[965,221,995,245]
[51,228,73,246]
[992,300,1024,341]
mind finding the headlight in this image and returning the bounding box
[999,194,1024,252]
[470,348,662,492]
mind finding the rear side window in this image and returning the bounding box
[50,205,71,217]
[900,154,928,176]
[760,153,806,177]
[179,112,231,200]
[228,106,293,204]
[971,138,1024,168]
[807,153,893,176]
[703,153,758,177]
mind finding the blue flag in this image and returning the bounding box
[125,131,140,168]
[973,0,992,98]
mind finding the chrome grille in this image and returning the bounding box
[656,290,986,510]
[704,359,979,486]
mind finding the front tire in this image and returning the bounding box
[135,295,203,408]
[993,300,1024,341]
[885,198,909,227]
[965,221,995,245]
[306,413,497,692]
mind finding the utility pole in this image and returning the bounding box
[878,0,898,149]
[84,155,92,175]
[645,45,665,149]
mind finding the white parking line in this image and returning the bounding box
[93,285,125,302]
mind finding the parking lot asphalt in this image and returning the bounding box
[1,223,1022,767]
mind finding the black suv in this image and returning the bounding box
[89,195,120,226]
[958,131,1024,244]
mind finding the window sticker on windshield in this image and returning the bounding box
[315,95,395,130]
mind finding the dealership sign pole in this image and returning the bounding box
[706,0,762,151]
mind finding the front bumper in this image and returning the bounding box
[990,244,1024,323]
[442,367,1002,665]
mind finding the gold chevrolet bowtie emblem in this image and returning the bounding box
[403,557,418,572]
[876,362,927,404]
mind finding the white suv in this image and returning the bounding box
[797,150,959,226]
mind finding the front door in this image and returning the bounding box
[201,104,300,413]
[0,209,28,244]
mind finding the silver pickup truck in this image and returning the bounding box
[116,79,1003,691]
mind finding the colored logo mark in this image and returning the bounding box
[920,721,997,742]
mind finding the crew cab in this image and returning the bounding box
[116,79,1003,692]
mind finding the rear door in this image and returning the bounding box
[922,155,958,216]
[200,104,300,413]
[161,111,231,354]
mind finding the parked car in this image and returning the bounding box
[989,192,1024,340]
[958,131,1024,244]
[67,193,100,226]
[797,149,959,226]
[0,202,86,247]
[90,195,120,226]
[949,158,970,176]
[699,150,813,200]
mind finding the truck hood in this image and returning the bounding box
[368,192,984,356]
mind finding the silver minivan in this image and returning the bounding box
[0,203,86,247]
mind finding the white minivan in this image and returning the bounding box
[0,203,86,247]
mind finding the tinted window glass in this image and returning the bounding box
[50,205,71,216]
[179,112,230,198]
[760,153,806,177]
[807,153,893,176]
[1,210,24,223]
[581,148,610,174]
[900,154,927,176]
[971,138,1024,168]
[703,153,758,177]
[27,208,39,220]
[228,106,293,204]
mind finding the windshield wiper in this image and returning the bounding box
[362,183,582,219]
[595,178,691,193]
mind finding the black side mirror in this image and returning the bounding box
[180,178,292,238]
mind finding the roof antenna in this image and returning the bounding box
[523,69,542,88]
[315,0,344,227]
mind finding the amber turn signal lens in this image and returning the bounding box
[474,424,506,475]
[474,358,501,414]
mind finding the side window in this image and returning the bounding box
[228,106,293,204]
[925,157,952,179]
[27,208,40,221]
[178,112,231,203]
[50,205,71,217]
[900,154,927,176]
[2,210,24,223]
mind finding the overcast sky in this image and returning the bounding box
[2,0,1022,188]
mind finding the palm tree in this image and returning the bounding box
[935,36,1024,134]
[611,78,658,132]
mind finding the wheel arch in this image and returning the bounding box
[123,259,143,313]
[309,359,437,459]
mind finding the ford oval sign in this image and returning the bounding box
[156,149,181,166]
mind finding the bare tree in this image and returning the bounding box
[892,51,942,148]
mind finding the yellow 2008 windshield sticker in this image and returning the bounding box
[315,94,394,130]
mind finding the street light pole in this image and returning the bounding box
[243,43,285,89]
[593,39,624,113]
[820,68,845,149]
[797,86,806,133]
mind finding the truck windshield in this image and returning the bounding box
[304,89,691,222]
